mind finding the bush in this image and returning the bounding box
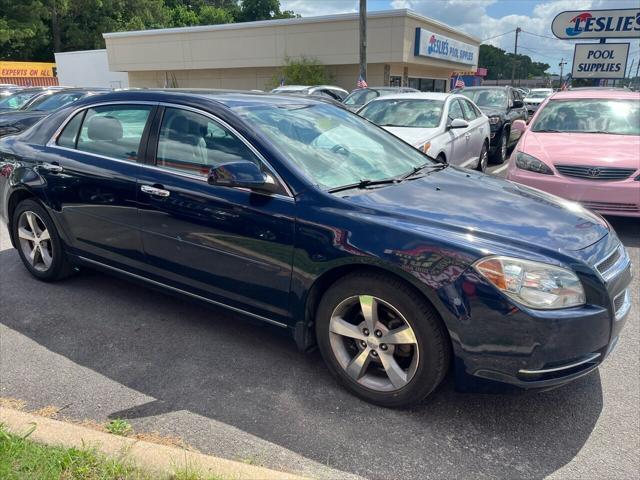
[269,56,333,89]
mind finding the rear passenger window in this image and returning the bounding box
[57,111,85,148]
[76,105,152,162]
[156,107,259,177]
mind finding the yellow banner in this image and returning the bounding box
[0,62,56,78]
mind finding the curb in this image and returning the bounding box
[0,407,309,480]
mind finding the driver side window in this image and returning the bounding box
[448,99,464,122]
[156,108,259,177]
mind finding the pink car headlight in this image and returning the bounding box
[515,152,553,175]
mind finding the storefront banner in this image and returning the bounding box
[414,28,478,66]
[552,9,640,39]
[0,62,56,78]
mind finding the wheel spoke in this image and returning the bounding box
[38,228,50,242]
[359,295,379,332]
[345,347,372,381]
[40,245,53,268]
[379,351,409,389]
[29,244,39,265]
[381,325,417,345]
[17,227,35,242]
[26,212,40,236]
[330,316,365,340]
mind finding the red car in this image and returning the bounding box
[506,89,640,217]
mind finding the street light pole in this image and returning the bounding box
[359,0,367,84]
[511,27,521,86]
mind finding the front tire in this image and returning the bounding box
[315,272,450,407]
[476,142,489,172]
[12,199,73,281]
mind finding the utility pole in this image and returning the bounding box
[634,58,640,90]
[359,0,367,84]
[559,58,567,86]
[627,58,635,87]
[511,27,521,85]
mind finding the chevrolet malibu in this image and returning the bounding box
[0,91,632,407]
[507,89,640,217]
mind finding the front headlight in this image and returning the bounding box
[419,141,431,154]
[489,116,501,125]
[515,151,553,174]
[474,256,586,309]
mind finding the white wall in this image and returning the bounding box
[54,49,129,88]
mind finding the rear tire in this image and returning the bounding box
[315,272,450,408]
[12,199,74,282]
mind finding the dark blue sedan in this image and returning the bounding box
[0,90,632,407]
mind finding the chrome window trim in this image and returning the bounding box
[518,352,601,375]
[77,255,288,329]
[45,99,295,199]
[596,244,630,283]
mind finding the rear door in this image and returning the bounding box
[459,98,486,167]
[39,103,155,269]
[137,105,295,323]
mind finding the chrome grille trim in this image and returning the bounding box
[581,201,639,213]
[555,164,636,181]
[614,288,631,322]
[519,352,601,375]
[596,244,630,282]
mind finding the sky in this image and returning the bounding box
[280,0,640,74]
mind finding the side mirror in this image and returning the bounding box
[513,100,524,109]
[207,161,279,193]
[512,119,527,134]
[448,118,469,129]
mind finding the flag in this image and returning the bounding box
[454,76,465,89]
[357,75,368,89]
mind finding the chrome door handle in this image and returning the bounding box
[39,162,63,173]
[141,185,170,197]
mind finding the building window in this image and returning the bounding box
[390,75,402,87]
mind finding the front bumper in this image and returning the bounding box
[447,239,632,392]
[506,163,640,217]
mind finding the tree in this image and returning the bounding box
[479,44,549,80]
[238,0,297,22]
[269,56,332,89]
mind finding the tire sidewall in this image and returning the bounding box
[315,274,448,407]
[12,199,66,281]
[478,142,488,172]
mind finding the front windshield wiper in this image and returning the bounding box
[533,129,563,133]
[379,123,408,127]
[327,178,399,194]
[400,161,448,180]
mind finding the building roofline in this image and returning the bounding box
[54,49,107,56]
[102,9,480,44]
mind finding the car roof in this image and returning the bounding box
[458,86,510,90]
[366,91,452,102]
[549,89,640,100]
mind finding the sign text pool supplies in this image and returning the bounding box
[572,43,629,79]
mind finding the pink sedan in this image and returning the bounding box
[506,89,639,217]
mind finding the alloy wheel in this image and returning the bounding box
[500,135,507,162]
[17,211,53,272]
[328,295,419,392]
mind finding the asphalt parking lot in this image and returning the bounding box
[0,170,638,479]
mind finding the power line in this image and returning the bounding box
[520,30,557,41]
[481,29,516,43]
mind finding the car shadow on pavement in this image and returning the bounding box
[0,247,604,480]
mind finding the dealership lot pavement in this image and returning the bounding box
[0,186,638,479]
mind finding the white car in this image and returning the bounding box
[358,92,491,171]
[523,88,553,116]
[271,85,349,101]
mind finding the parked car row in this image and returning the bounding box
[0,88,632,408]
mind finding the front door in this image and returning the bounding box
[137,106,295,323]
[445,98,470,167]
[39,103,155,269]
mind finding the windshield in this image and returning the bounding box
[27,92,86,111]
[344,89,378,106]
[0,91,40,110]
[532,99,640,135]
[359,99,444,128]
[233,103,433,190]
[459,89,507,108]
[528,91,552,99]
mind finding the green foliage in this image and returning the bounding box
[104,418,133,436]
[0,0,297,61]
[270,56,333,89]
[479,44,550,80]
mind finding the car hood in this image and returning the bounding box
[383,126,440,147]
[476,106,505,117]
[521,131,640,169]
[346,167,608,252]
[0,110,48,126]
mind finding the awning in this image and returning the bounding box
[0,77,59,87]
